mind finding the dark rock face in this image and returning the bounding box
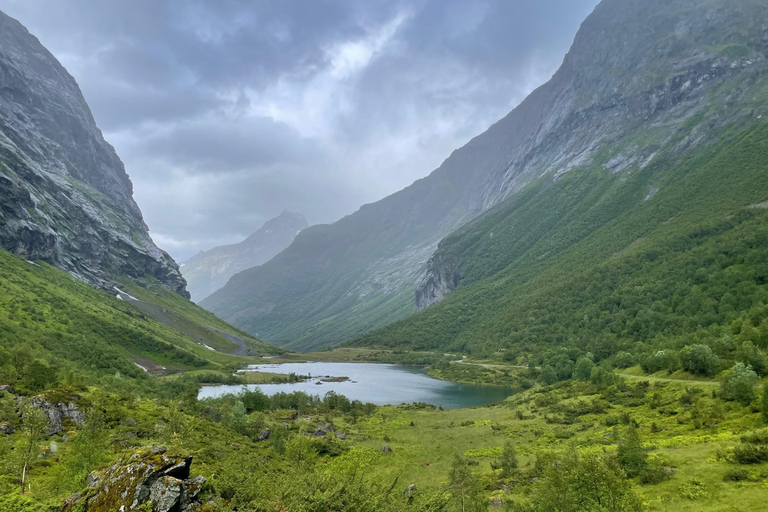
[415,257,462,310]
[64,448,212,512]
[203,0,768,349]
[182,210,307,301]
[0,11,188,297]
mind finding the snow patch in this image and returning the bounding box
[133,362,149,373]
[113,286,138,301]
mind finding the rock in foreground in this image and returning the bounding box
[63,447,214,512]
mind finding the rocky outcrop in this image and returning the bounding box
[415,257,462,310]
[63,447,213,512]
[0,10,188,297]
[182,211,307,301]
[27,396,86,435]
[203,0,768,349]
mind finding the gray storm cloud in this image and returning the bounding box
[0,0,598,260]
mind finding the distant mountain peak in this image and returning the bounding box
[182,211,309,301]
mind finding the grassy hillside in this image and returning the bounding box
[0,248,275,394]
[352,121,768,365]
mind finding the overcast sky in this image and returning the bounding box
[0,0,598,261]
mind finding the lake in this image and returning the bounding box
[198,362,514,409]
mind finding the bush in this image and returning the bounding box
[723,468,751,482]
[720,363,758,405]
[573,357,595,381]
[679,344,720,377]
[641,350,680,374]
[613,352,636,369]
[617,426,647,478]
[732,443,768,464]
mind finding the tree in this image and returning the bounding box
[540,366,558,385]
[531,453,641,512]
[573,357,596,381]
[449,454,483,512]
[762,386,768,425]
[738,341,766,377]
[613,352,636,369]
[720,363,758,405]
[228,400,248,435]
[17,403,49,494]
[494,440,518,478]
[679,345,719,377]
[617,426,647,478]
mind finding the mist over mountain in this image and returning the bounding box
[182,211,308,302]
[203,0,768,351]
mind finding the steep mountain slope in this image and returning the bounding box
[0,10,187,296]
[182,210,308,302]
[204,0,768,351]
[0,248,276,390]
[352,120,768,355]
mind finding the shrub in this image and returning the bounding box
[732,443,768,464]
[679,478,707,500]
[573,357,595,381]
[720,363,758,405]
[723,468,750,482]
[613,352,636,369]
[617,426,647,478]
[641,350,680,374]
[679,344,720,377]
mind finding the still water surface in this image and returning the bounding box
[198,362,513,409]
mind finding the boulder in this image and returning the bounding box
[404,484,416,497]
[0,423,13,435]
[62,447,214,512]
[336,432,346,440]
[381,444,392,454]
[121,417,138,427]
[27,396,86,435]
[258,429,271,441]
[489,496,503,509]
[0,384,12,393]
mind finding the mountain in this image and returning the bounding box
[352,0,768,354]
[182,210,308,302]
[204,0,768,351]
[0,10,187,296]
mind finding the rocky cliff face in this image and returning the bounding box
[182,211,307,302]
[414,0,768,308]
[0,10,188,297]
[203,0,768,350]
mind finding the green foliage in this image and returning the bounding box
[573,357,595,381]
[679,344,720,377]
[353,122,768,369]
[762,387,768,424]
[494,440,519,478]
[529,453,642,512]
[616,426,647,478]
[720,363,758,405]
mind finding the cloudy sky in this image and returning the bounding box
[0,0,598,261]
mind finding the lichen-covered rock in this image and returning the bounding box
[63,447,213,512]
